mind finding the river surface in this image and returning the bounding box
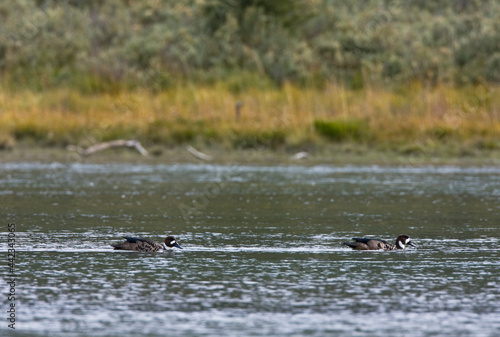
[1,162,499,336]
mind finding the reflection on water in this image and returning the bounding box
[1,163,500,337]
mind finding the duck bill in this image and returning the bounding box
[163,242,183,249]
[408,241,416,247]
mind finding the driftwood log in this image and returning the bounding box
[67,140,148,157]
[186,145,213,161]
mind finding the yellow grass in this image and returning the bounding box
[1,81,500,153]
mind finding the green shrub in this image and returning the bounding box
[314,119,367,142]
[1,0,500,89]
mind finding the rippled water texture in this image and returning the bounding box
[1,163,500,336]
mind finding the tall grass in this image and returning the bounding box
[2,81,499,153]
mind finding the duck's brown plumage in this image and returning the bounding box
[111,236,182,252]
[343,234,415,251]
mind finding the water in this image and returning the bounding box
[1,162,499,336]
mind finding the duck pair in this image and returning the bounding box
[111,234,416,252]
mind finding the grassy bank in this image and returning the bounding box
[2,81,500,161]
[2,2,500,164]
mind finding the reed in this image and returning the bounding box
[1,81,499,154]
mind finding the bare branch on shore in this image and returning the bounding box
[67,140,148,157]
[186,145,213,161]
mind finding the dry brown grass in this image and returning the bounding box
[1,81,499,152]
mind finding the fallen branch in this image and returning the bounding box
[67,139,148,157]
[186,145,213,161]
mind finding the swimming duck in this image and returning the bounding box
[343,234,416,251]
[111,236,183,252]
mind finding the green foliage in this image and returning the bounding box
[1,0,500,90]
[202,0,309,34]
[314,119,368,142]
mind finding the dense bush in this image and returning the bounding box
[314,119,368,142]
[1,0,500,91]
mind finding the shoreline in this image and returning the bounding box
[2,143,500,167]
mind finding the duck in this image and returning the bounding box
[343,234,416,251]
[111,236,183,252]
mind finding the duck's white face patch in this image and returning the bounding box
[171,240,177,245]
[398,241,405,249]
[405,237,411,244]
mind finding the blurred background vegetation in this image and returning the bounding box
[2,0,500,90]
[1,0,500,157]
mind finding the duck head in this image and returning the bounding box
[396,234,416,249]
[163,236,183,249]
